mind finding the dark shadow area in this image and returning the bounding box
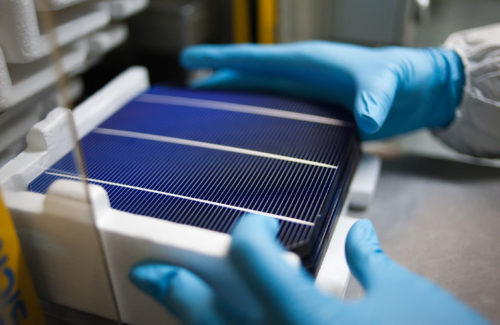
[380,154,500,182]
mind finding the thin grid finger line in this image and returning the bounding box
[280,164,314,243]
[252,158,290,215]
[173,148,248,225]
[228,153,275,210]
[283,165,332,242]
[160,148,214,223]
[281,164,315,226]
[285,167,331,243]
[240,156,291,214]
[276,162,314,221]
[296,166,332,223]
[114,143,160,214]
[151,147,203,219]
[210,149,264,209]
[267,160,301,243]
[202,152,265,225]
[253,157,296,218]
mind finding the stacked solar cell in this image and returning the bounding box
[29,86,360,274]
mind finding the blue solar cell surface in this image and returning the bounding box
[29,86,360,272]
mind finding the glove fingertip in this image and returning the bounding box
[179,47,197,67]
[234,213,280,236]
[230,214,283,266]
[354,91,390,134]
[356,111,381,134]
[179,45,217,68]
[188,70,238,89]
[130,263,178,303]
[354,66,398,134]
[346,219,377,250]
[345,219,385,289]
[188,76,213,89]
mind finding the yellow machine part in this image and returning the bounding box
[257,0,277,44]
[232,0,277,44]
[232,0,251,43]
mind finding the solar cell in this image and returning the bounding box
[29,86,361,274]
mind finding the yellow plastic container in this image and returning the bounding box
[0,191,44,325]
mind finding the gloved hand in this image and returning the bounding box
[180,42,465,139]
[130,214,489,325]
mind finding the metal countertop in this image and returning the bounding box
[346,153,500,323]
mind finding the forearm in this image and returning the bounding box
[433,23,500,158]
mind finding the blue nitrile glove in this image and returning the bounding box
[130,214,490,325]
[180,42,465,139]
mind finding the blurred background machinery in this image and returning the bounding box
[2,0,499,168]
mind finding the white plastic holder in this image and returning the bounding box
[348,154,381,210]
[5,181,358,324]
[5,179,260,324]
[315,215,358,296]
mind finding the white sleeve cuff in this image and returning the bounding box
[433,23,500,158]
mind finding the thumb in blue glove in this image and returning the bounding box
[180,42,465,139]
[130,215,490,324]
